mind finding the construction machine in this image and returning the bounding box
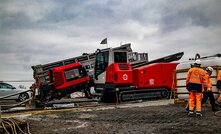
[93,47,184,102]
[31,41,184,105]
[31,43,148,105]
[33,62,89,105]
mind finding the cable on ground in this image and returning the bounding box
[0,118,31,134]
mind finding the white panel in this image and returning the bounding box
[176,72,187,79]
[177,87,188,93]
[177,80,186,86]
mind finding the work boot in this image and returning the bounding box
[188,111,194,117]
[196,111,203,117]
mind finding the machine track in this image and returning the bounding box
[120,88,169,102]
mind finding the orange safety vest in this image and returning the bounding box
[186,67,205,85]
[203,71,212,91]
[217,70,221,80]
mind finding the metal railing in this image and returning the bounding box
[0,89,33,110]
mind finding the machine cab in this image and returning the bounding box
[94,48,133,92]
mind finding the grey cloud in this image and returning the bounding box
[158,0,221,33]
[1,0,221,81]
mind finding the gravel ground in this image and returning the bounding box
[27,100,221,134]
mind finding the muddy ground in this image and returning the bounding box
[27,100,221,134]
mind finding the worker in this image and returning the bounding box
[201,67,219,111]
[216,70,221,104]
[186,59,205,117]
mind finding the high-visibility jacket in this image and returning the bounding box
[186,67,205,85]
[203,71,212,91]
[217,70,221,89]
[217,70,221,80]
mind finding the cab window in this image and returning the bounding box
[114,52,127,63]
[95,51,109,78]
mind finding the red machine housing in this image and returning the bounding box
[132,62,178,89]
[106,63,133,84]
[52,62,89,90]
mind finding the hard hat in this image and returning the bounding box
[206,66,213,72]
[194,59,201,65]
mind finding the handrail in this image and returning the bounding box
[1,98,33,110]
[0,89,33,100]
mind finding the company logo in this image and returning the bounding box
[123,74,128,81]
[149,79,154,85]
[194,70,199,76]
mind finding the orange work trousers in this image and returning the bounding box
[189,91,202,112]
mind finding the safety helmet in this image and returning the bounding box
[206,66,213,72]
[194,59,201,65]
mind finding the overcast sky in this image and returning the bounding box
[0,0,221,82]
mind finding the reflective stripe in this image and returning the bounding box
[190,76,200,79]
[202,70,204,75]
[188,81,202,85]
[202,71,213,91]
[203,82,208,87]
